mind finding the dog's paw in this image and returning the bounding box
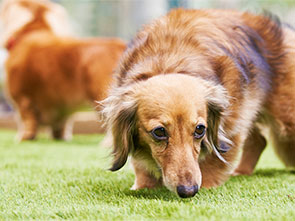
[231,169,253,176]
[130,181,160,190]
[130,184,139,190]
[130,183,150,190]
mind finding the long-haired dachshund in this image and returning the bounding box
[0,0,126,140]
[100,9,295,198]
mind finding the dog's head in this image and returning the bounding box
[0,0,70,48]
[101,74,230,198]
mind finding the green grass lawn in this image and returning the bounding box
[0,129,294,220]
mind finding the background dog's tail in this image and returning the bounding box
[0,0,72,48]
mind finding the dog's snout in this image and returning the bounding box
[176,185,199,198]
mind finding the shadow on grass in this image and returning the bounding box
[89,183,184,202]
[94,169,295,201]
[226,168,295,188]
[87,168,295,202]
[253,168,295,177]
[123,187,183,201]
[227,168,294,183]
[89,178,189,202]
[228,168,294,182]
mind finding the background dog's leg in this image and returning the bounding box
[51,118,72,141]
[131,159,161,190]
[17,98,38,141]
[19,114,38,141]
[233,127,266,175]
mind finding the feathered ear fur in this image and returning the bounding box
[99,86,138,171]
[202,82,231,162]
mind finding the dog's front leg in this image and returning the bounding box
[233,127,266,175]
[131,158,162,190]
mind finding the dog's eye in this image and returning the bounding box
[194,124,206,139]
[151,126,168,141]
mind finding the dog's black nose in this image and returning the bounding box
[176,185,199,198]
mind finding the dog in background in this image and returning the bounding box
[0,0,126,140]
[100,9,295,198]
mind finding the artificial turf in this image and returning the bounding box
[0,129,294,220]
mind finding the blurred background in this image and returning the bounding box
[0,0,294,133]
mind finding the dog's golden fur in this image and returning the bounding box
[1,0,126,140]
[101,9,295,197]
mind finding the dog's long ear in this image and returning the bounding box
[203,82,230,162]
[203,54,246,159]
[99,86,138,171]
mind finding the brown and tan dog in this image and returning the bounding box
[100,9,295,198]
[0,0,126,140]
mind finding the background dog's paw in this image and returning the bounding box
[18,131,36,142]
